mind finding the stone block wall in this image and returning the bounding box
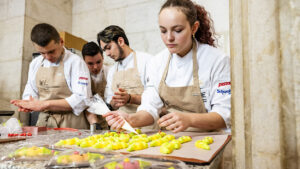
[230,0,300,168]
[72,0,229,65]
[0,0,73,125]
[0,0,25,112]
[22,0,73,94]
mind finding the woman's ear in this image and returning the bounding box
[117,37,125,47]
[192,21,200,35]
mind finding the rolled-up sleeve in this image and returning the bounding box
[209,55,231,129]
[65,58,92,116]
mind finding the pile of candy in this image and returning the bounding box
[195,136,214,150]
[54,131,193,154]
[159,136,192,154]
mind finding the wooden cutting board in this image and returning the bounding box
[0,137,26,143]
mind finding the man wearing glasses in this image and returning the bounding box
[11,23,91,129]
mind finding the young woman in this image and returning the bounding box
[103,0,231,133]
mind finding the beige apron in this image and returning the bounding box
[111,52,157,130]
[158,42,207,131]
[111,52,144,114]
[90,70,109,129]
[91,70,107,98]
[35,55,89,129]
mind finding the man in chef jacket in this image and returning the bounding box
[82,41,109,129]
[11,23,91,129]
[97,25,152,116]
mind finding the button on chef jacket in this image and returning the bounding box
[22,48,92,116]
[138,42,231,129]
[104,51,153,104]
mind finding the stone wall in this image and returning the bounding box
[0,0,25,112]
[230,0,300,168]
[22,0,73,94]
[279,0,300,168]
[72,0,230,65]
[0,0,73,124]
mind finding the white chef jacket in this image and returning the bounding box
[138,42,231,129]
[91,64,110,86]
[22,48,92,116]
[104,51,153,104]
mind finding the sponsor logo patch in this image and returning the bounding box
[217,89,231,95]
[218,82,231,87]
[79,77,88,80]
[78,76,88,86]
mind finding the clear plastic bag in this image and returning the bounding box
[96,155,188,169]
[0,118,23,136]
[45,149,108,168]
[1,145,58,161]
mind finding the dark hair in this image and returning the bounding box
[160,0,216,47]
[97,25,129,49]
[30,23,60,47]
[82,41,103,59]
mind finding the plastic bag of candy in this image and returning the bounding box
[45,149,107,168]
[96,155,188,169]
[1,146,58,161]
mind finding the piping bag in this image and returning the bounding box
[87,94,138,134]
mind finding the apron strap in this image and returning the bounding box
[192,40,200,89]
[158,53,172,93]
[116,51,137,71]
[159,41,200,106]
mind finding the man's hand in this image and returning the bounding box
[10,99,31,112]
[85,111,100,124]
[110,88,131,109]
[10,96,47,112]
[103,110,129,131]
[157,111,191,133]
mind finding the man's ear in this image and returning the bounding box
[59,37,64,46]
[117,37,125,47]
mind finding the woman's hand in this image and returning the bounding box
[157,112,191,133]
[103,110,129,131]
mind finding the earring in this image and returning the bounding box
[192,34,196,42]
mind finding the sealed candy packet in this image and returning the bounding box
[46,149,106,168]
[1,146,58,161]
[96,156,188,169]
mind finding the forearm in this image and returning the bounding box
[128,94,141,105]
[189,112,226,130]
[43,99,72,112]
[128,110,154,128]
